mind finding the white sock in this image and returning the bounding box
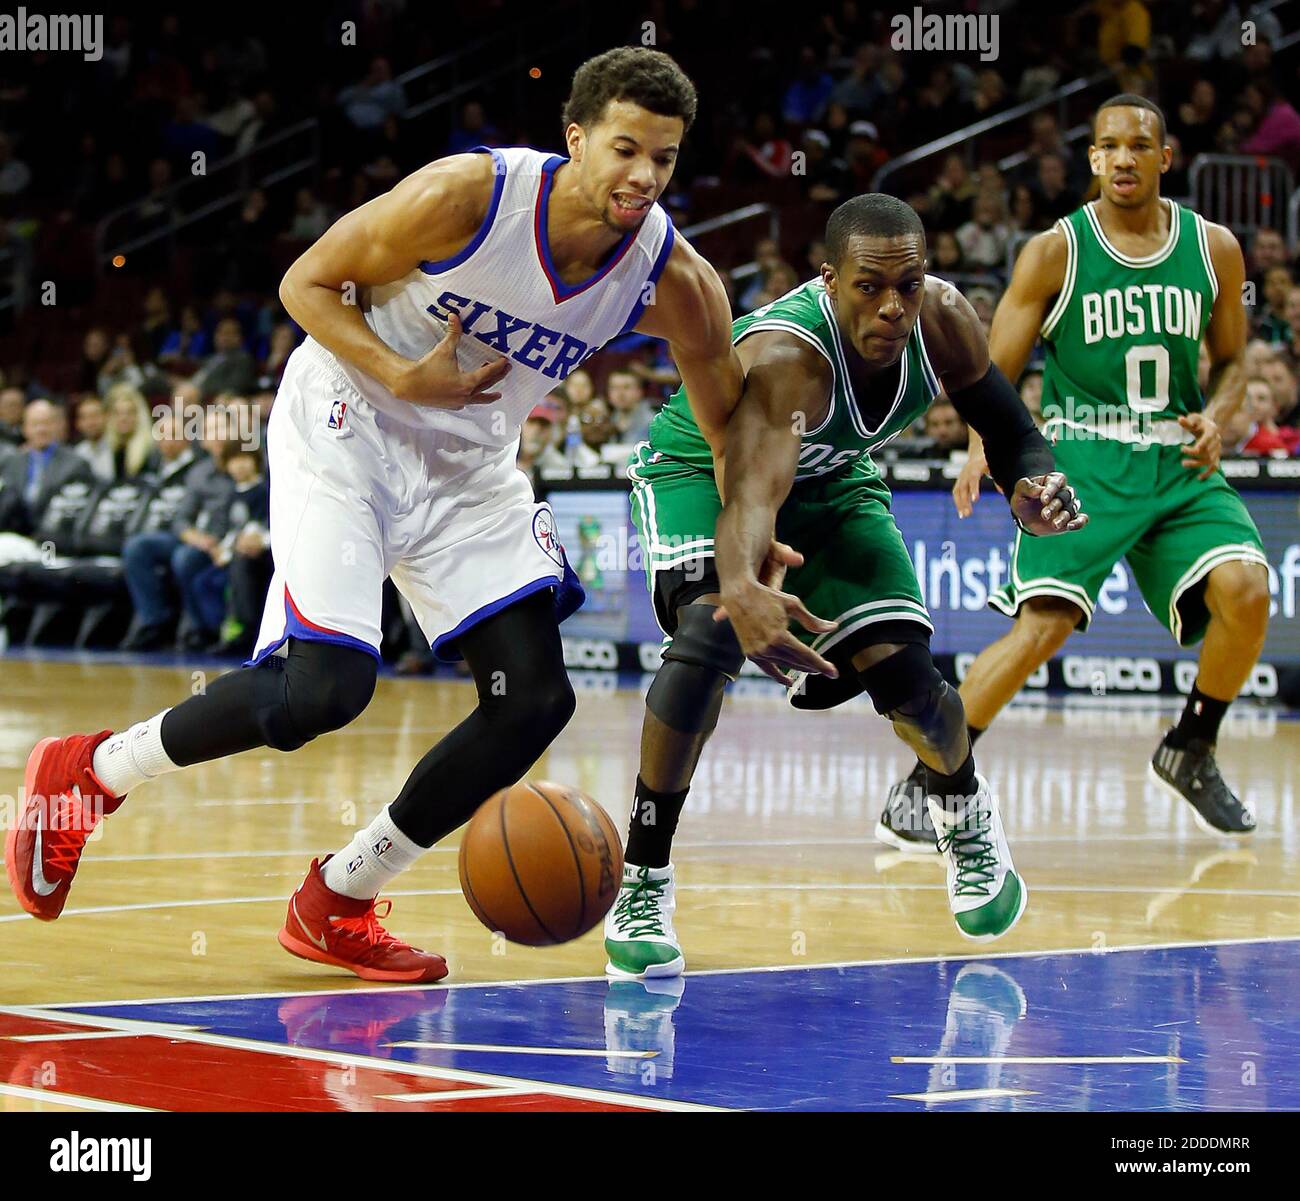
[322,804,425,900]
[90,710,180,797]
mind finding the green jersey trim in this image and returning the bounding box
[1081,198,1180,268]
[817,288,910,439]
[1192,211,1220,303]
[1040,219,1078,339]
[734,317,837,437]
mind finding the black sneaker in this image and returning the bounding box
[1150,734,1256,836]
[875,761,939,853]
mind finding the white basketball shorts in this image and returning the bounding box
[246,340,583,667]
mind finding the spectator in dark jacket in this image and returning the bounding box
[196,444,271,656]
[189,318,257,402]
[0,399,95,536]
[118,408,232,650]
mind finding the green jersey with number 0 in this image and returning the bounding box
[1039,199,1218,432]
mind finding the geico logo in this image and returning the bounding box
[1062,655,1161,691]
[562,639,617,669]
[1178,661,1277,698]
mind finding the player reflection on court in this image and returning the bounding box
[277,988,447,1061]
[604,977,687,1081]
[923,964,1029,1108]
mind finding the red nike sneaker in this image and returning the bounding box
[278,857,448,983]
[5,732,125,921]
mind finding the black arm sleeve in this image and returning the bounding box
[947,364,1056,499]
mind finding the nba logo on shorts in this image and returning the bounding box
[327,399,348,430]
[533,508,563,565]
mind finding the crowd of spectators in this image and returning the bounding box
[1,1,1298,662]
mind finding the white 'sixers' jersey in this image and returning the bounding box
[313,144,675,448]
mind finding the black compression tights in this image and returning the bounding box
[160,590,576,849]
[387,588,576,847]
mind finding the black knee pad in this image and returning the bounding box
[257,639,378,751]
[663,603,745,678]
[649,604,743,733]
[860,645,967,770]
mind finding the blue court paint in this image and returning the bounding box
[58,940,1300,1111]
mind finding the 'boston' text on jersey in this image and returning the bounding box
[1081,285,1204,345]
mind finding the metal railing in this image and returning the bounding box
[872,71,1111,195]
[1188,154,1294,240]
[680,203,780,285]
[94,118,320,273]
[80,2,590,284]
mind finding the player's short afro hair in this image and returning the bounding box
[563,47,697,133]
[826,193,925,265]
[1094,94,1167,144]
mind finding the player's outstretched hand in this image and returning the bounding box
[953,446,991,518]
[1010,472,1089,535]
[1179,412,1222,479]
[393,312,511,408]
[713,579,839,687]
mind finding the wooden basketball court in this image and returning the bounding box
[2,653,1298,1111]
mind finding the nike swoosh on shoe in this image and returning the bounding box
[292,896,329,951]
[30,811,60,898]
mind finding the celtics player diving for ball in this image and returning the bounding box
[604,192,1089,978]
[883,95,1269,852]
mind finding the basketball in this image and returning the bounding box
[458,780,624,946]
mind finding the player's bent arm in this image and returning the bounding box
[714,338,829,588]
[987,227,1067,383]
[635,238,742,462]
[1201,222,1249,428]
[278,154,493,396]
[923,284,1056,501]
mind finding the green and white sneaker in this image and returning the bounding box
[927,776,1028,942]
[604,863,685,979]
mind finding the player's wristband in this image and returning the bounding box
[948,364,1056,502]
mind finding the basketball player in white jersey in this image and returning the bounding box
[6,48,742,982]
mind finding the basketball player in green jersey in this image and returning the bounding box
[882,95,1269,851]
[604,194,1088,977]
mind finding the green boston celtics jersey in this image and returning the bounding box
[648,278,942,482]
[1040,200,1218,434]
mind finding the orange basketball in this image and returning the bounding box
[458,780,624,946]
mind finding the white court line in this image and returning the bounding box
[20,932,1300,1012]
[376,1087,533,1103]
[893,1055,1184,1065]
[6,878,1300,926]
[0,1005,721,1113]
[0,1082,158,1111]
[387,1041,654,1058]
[892,1088,1037,1103]
[6,1027,202,1042]
[78,831,1289,863]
